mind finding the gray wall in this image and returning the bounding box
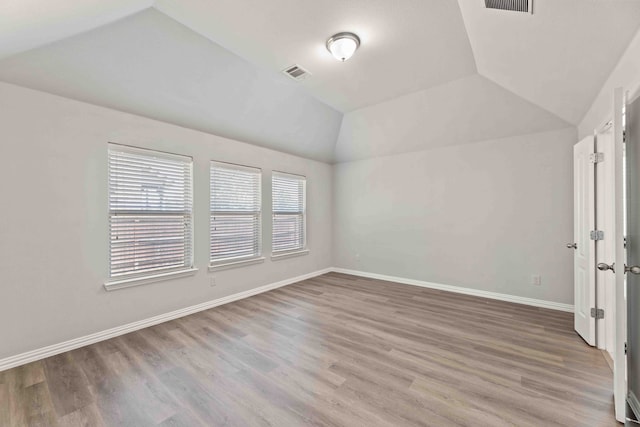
[333,127,577,304]
[0,79,579,360]
[0,82,333,359]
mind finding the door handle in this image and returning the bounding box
[566,243,577,249]
[597,262,615,273]
[626,265,640,275]
[598,263,640,274]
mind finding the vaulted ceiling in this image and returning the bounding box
[334,74,571,162]
[0,9,342,162]
[0,0,639,162]
[154,0,478,112]
[458,0,640,125]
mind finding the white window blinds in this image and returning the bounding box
[108,144,193,280]
[210,162,262,264]
[272,172,306,254]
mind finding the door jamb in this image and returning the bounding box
[594,126,616,356]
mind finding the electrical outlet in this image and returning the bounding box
[210,277,216,287]
[531,275,542,286]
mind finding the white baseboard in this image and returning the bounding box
[331,267,574,313]
[0,267,332,372]
[0,266,574,372]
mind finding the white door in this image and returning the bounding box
[600,87,627,423]
[573,136,596,346]
[595,129,616,354]
[596,88,632,423]
[623,86,640,423]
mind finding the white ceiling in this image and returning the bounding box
[0,9,342,162]
[0,0,639,162]
[154,0,478,112]
[334,74,571,162]
[0,0,152,59]
[458,0,640,124]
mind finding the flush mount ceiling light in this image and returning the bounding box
[326,32,360,62]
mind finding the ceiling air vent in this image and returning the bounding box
[485,0,532,13]
[282,64,311,81]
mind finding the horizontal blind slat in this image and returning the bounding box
[109,145,193,279]
[210,163,261,263]
[272,173,306,253]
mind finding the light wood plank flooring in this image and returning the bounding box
[0,272,617,426]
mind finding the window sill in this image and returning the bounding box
[271,249,310,261]
[208,257,265,272]
[104,268,199,291]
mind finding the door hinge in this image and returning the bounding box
[590,308,605,319]
[589,152,605,163]
[590,230,604,240]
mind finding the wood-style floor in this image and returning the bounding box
[0,272,617,426]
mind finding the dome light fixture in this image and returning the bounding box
[326,32,360,62]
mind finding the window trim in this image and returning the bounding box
[208,256,266,272]
[271,249,309,261]
[105,143,195,289]
[104,268,198,291]
[209,161,263,270]
[271,170,307,256]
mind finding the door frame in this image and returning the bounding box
[594,126,616,356]
[613,87,626,423]
[590,88,626,423]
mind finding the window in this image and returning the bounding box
[210,162,262,268]
[107,144,194,286]
[272,172,307,256]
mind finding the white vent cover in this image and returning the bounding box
[485,0,532,13]
[282,64,311,81]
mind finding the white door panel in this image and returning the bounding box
[574,136,596,346]
[613,88,640,421]
[595,129,615,354]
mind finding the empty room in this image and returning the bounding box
[2,0,640,425]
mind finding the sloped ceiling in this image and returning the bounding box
[0,0,639,163]
[154,0,478,112]
[334,74,571,162]
[0,9,342,162]
[457,0,640,124]
[0,0,152,59]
